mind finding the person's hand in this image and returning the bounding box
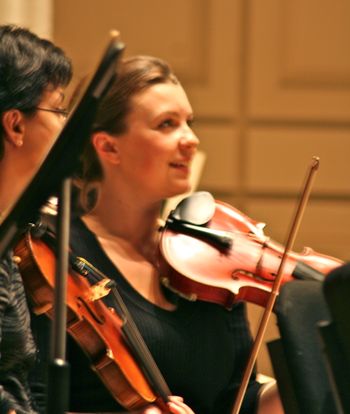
[7,410,16,414]
[140,407,162,414]
[256,380,284,414]
[139,396,195,414]
[166,396,195,413]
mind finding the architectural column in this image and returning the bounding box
[0,0,53,38]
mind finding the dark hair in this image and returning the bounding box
[80,55,178,182]
[0,25,72,158]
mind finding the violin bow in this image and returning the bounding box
[231,156,320,414]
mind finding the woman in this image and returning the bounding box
[0,25,72,414]
[64,56,284,413]
[0,25,166,414]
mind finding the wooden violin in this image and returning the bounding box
[14,230,170,411]
[159,192,343,309]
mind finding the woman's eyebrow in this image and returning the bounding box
[157,110,193,118]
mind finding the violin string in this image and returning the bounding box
[112,289,171,400]
[70,254,171,400]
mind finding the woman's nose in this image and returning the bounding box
[179,126,199,150]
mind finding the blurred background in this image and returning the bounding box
[1,0,349,378]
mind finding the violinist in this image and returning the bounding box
[51,55,283,413]
[0,25,72,414]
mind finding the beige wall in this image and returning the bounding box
[51,0,350,377]
[0,0,53,37]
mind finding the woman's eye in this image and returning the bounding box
[187,118,194,127]
[159,119,175,129]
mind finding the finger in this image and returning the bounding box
[141,407,162,414]
[129,407,162,414]
[168,395,184,403]
[167,399,195,414]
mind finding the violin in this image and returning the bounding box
[14,230,170,411]
[159,192,343,309]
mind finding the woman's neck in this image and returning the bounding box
[82,182,163,248]
[80,181,174,309]
[0,155,32,213]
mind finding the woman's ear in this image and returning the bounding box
[2,109,25,148]
[91,131,120,164]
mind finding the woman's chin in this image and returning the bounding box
[166,183,192,199]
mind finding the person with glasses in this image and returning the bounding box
[34,107,69,118]
[0,25,180,414]
[0,24,72,414]
[0,26,72,218]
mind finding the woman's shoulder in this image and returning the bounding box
[0,251,23,307]
[0,251,18,282]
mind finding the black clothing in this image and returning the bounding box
[31,217,261,413]
[0,252,37,414]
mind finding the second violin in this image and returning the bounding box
[159,192,343,308]
[14,230,170,411]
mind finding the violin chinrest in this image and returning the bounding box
[171,191,216,225]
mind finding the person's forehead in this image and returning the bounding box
[40,86,65,103]
[132,83,191,111]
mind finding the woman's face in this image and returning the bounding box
[114,82,199,200]
[21,85,67,169]
[0,85,67,216]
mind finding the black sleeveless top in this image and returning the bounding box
[30,217,261,414]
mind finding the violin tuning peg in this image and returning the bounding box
[13,255,21,264]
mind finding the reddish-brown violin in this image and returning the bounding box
[159,192,343,308]
[14,231,170,411]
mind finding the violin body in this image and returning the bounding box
[159,199,344,309]
[14,232,160,410]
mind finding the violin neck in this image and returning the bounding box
[110,285,171,401]
[71,254,171,402]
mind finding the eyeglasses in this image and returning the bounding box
[35,107,69,118]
